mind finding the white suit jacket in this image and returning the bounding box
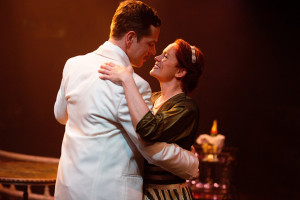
[54,41,199,200]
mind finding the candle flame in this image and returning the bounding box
[210,119,218,135]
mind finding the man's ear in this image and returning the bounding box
[125,31,137,47]
[175,68,187,78]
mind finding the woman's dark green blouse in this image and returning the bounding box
[136,91,200,184]
[136,91,199,150]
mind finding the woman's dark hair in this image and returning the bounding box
[110,0,161,41]
[174,39,204,93]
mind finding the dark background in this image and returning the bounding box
[0,0,299,199]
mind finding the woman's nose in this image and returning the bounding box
[154,54,162,62]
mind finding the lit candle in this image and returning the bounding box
[210,120,218,136]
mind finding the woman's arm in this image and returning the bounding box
[99,63,199,143]
[115,76,199,180]
[99,62,150,129]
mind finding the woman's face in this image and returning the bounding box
[150,43,179,82]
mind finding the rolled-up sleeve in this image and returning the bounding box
[136,101,199,143]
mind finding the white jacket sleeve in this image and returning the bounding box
[117,78,199,180]
[54,61,69,125]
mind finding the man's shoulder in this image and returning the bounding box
[66,52,95,63]
[133,73,149,86]
[132,73,151,94]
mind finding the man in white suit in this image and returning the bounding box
[54,1,199,199]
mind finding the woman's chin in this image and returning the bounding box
[149,71,159,80]
[149,69,155,76]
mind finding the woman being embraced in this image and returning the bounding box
[99,39,204,200]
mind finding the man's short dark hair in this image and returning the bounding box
[110,0,161,41]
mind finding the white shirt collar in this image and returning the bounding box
[94,41,131,67]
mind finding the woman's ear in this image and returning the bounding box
[125,31,137,47]
[175,68,187,78]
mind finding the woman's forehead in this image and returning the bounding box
[163,43,178,53]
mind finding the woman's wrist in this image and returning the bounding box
[121,71,134,86]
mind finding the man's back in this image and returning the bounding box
[54,42,152,200]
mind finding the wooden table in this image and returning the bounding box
[0,150,58,200]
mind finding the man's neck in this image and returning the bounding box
[109,37,127,54]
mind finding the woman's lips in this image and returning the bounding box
[153,64,160,69]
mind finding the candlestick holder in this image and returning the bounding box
[202,143,219,162]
